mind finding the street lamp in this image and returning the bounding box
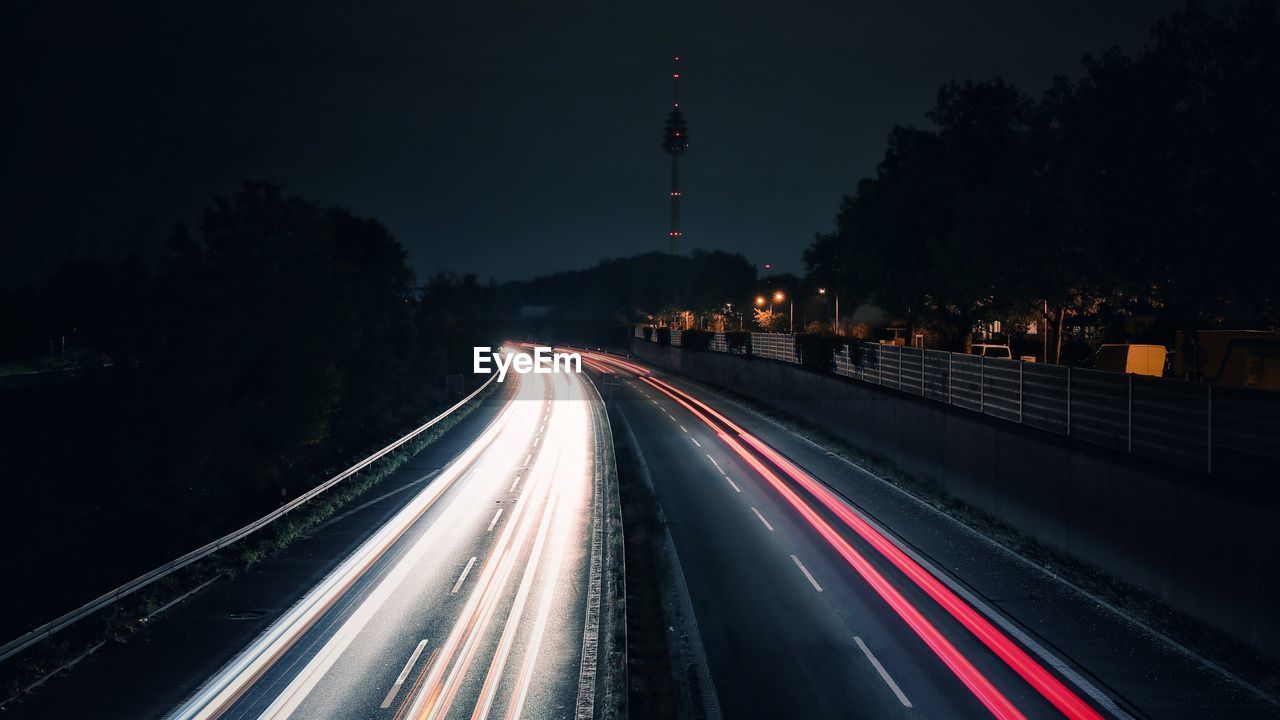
[774,291,793,333]
[818,287,842,332]
[818,287,841,332]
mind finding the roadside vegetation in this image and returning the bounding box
[0,379,493,704]
[0,182,505,670]
[804,1,1280,352]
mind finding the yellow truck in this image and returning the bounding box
[1094,344,1168,377]
[1175,330,1280,389]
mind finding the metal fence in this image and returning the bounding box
[750,333,800,364]
[642,327,1280,473]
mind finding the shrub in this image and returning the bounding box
[681,329,711,351]
[724,331,750,354]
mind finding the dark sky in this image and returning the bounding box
[4,0,1188,285]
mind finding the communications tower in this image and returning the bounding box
[662,56,689,254]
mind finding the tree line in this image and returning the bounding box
[0,183,506,585]
[505,250,758,341]
[804,0,1280,355]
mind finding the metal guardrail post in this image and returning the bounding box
[921,349,926,395]
[1066,367,1072,436]
[897,346,902,387]
[1019,360,1024,423]
[1127,373,1133,452]
[1207,384,1213,473]
[979,356,985,413]
[948,352,952,404]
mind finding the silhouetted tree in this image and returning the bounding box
[806,0,1280,351]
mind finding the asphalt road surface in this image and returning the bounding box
[8,345,1275,720]
[578,348,1277,720]
[8,353,609,720]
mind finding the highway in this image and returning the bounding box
[578,349,1275,720]
[169,360,605,720]
[9,344,1275,720]
[7,348,610,720]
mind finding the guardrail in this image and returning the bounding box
[0,373,497,665]
[637,327,1280,473]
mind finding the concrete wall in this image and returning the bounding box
[631,339,1280,659]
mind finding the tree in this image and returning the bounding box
[806,80,1035,349]
[806,0,1280,353]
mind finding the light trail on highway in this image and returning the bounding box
[577,348,1116,719]
[168,347,603,720]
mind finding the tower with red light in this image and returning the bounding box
[662,56,689,255]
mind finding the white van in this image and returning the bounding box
[969,343,1012,359]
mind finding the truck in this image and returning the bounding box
[1174,330,1280,389]
[1094,344,1167,377]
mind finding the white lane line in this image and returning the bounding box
[539,424,545,433]
[379,639,429,708]
[854,636,912,707]
[700,384,1144,716]
[679,425,688,433]
[706,454,725,475]
[690,438,702,448]
[667,413,677,422]
[509,475,521,493]
[725,476,741,493]
[524,453,532,466]
[651,399,660,406]
[487,508,504,532]
[791,555,823,592]
[750,507,774,531]
[450,556,477,594]
[533,437,540,447]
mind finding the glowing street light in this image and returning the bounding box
[764,291,791,333]
[817,288,840,331]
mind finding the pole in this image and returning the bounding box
[948,352,953,404]
[1043,300,1049,364]
[790,301,794,333]
[1207,383,1213,473]
[1127,373,1133,452]
[1066,367,1072,436]
[670,156,680,254]
[921,349,926,396]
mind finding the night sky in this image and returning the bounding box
[4,0,1187,286]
